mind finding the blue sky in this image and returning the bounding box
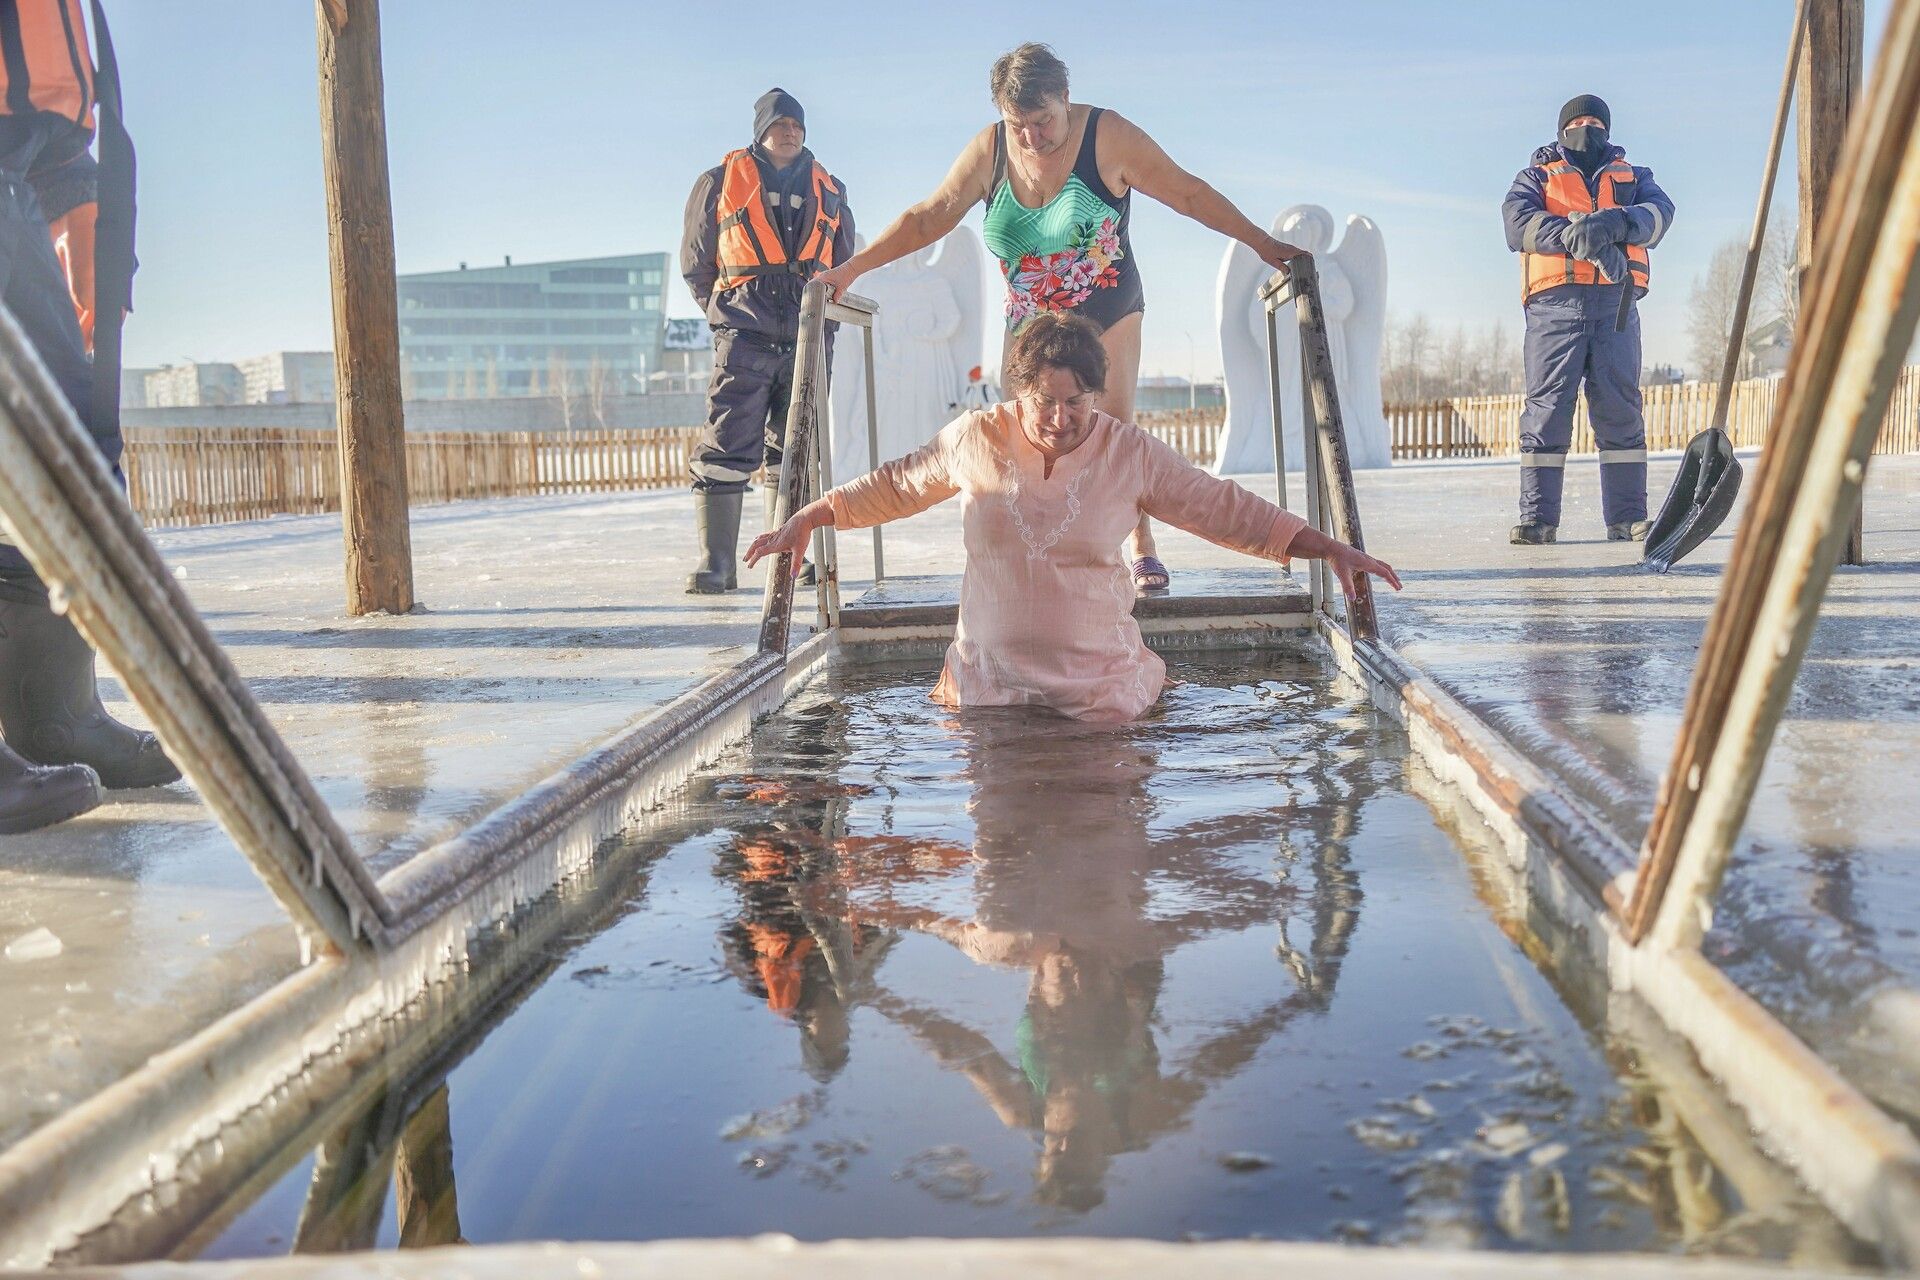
[109,0,1892,380]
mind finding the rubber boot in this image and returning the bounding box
[763,469,816,587]
[686,490,743,594]
[0,595,182,789]
[0,739,100,834]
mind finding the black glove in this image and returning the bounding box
[1564,211,1627,260]
[1563,217,1605,260]
[1589,243,1631,284]
[1586,208,1631,244]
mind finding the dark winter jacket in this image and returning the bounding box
[1502,142,1674,296]
[681,144,856,341]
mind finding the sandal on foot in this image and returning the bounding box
[1131,555,1171,596]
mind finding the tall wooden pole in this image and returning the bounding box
[1798,0,1866,565]
[1626,0,1920,947]
[316,0,414,615]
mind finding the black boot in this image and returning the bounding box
[762,469,816,586]
[0,739,100,834]
[1509,522,1558,546]
[0,594,182,789]
[1607,520,1651,542]
[686,490,743,594]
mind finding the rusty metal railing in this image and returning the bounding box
[1259,256,1379,642]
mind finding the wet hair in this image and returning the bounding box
[1005,312,1108,396]
[990,42,1070,115]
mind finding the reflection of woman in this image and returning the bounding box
[850,709,1309,1211]
[749,313,1399,723]
[815,43,1310,597]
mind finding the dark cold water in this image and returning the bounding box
[184,655,1863,1263]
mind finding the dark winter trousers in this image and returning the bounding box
[689,328,831,495]
[1518,284,1648,528]
[0,172,117,591]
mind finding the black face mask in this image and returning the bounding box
[1561,124,1609,163]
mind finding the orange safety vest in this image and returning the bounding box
[1522,155,1651,302]
[0,0,95,128]
[713,148,843,293]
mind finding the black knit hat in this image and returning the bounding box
[754,88,805,144]
[1559,94,1611,133]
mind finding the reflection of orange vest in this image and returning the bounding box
[0,0,95,128]
[746,922,813,1013]
[1522,156,1651,302]
[714,149,843,293]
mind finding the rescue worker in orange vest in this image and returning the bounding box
[1502,95,1675,546]
[0,0,179,834]
[681,89,855,593]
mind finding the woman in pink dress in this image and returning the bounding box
[746,313,1400,723]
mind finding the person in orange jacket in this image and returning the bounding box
[680,88,856,594]
[0,0,179,835]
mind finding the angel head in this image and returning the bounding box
[1274,206,1337,257]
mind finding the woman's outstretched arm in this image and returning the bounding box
[746,419,968,577]
[1136,433,1401,601]
[815,127,997,298]
[1103,110,1309,275]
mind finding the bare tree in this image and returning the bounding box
[585,352,612,430]
[548,349,577,432]
[1382,313,1520,402]
[1686,240,1747,379]
[1760,213,1801,338]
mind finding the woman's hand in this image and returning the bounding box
[744,511,818,578]
[1257,237,1312,274]
[815,261,862,301]
[1328,543,1403,602]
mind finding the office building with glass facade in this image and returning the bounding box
[397,253,668,399]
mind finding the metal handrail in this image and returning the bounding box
[760,282,881,656]
[1260,257,1379,642]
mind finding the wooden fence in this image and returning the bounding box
[125,426,706,529]
[120,375,1920,530]
[123,416,1225,530]
[1136,409,1224,468]
[1387,366,1920,460]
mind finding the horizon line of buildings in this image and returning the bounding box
[129,249,1229,412]
[129,251,715,409]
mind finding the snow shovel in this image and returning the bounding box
[1644,429,1743,572]
[1644,0,1805,574]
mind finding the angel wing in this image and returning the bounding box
[1216,209,1321,475]
[926,227,990,387]
[1327,215,1392,469]
[1215,234,1271,475]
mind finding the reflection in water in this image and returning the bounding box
[293,1083,465,1252]
[838,707,1357,1212]
[176,658,1864,1262]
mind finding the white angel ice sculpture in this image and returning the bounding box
[1215,205,1391,475]
[828,228,994,483]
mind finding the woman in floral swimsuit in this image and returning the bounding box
[818,42,1308,595]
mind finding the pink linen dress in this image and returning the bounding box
[826,405,1307,722]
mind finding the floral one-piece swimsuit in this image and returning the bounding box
[982,105,1145,333]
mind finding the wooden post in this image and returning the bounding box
[1800,0,1867,564]
[316,0,414,615]
[1625,0,1920,947]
